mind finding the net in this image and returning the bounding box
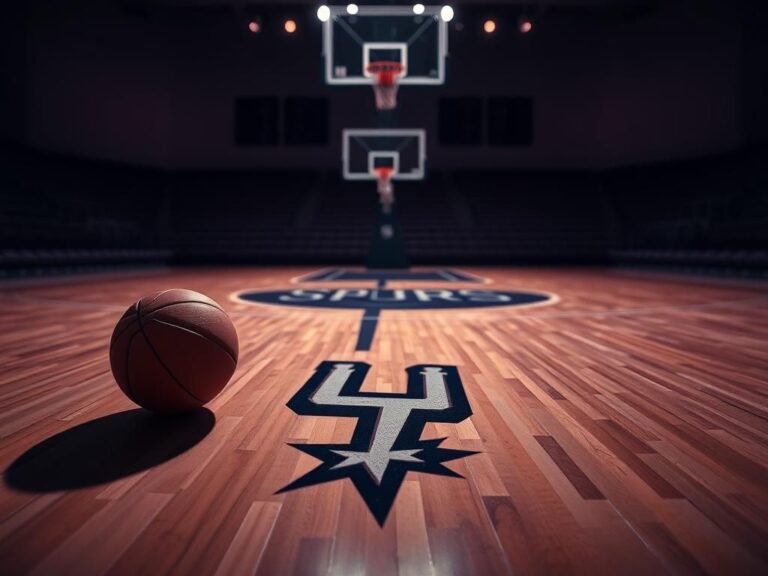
[374,166,395,212]
[374,166,394,195]
[366,61,405,111]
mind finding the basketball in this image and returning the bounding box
[109,289,239,413]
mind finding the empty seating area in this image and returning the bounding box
[446,172,619,262]
[163,174,376,262]
[161,171,318,262]
[0,146,166,275]
[1,148,161,251]
[397,178,470,261]
[1,145,765,273]
[606,148,768,275]
[306,177,376,260]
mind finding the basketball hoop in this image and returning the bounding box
[374,166,395,212]
[374,166,394,195]
[366,61,405,111]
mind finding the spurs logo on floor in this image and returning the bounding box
[235,268,556,350]
[277,361,477,524]
[238,288,551,310]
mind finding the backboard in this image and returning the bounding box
[342,129,426,181]
[323,6,448,86]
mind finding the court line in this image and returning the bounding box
[355,309,381,351]
[325,269,345,281]
[290,268,491,286]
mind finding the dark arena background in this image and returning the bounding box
[1,1,767,575]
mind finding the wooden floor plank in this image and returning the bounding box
[0,267,765,575]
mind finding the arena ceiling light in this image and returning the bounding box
[440,6,454,23]
[518,15,534,34]
[347,4,359,16]
[317,5,330,22]
[413,4,425,15]
[483,19,496,34]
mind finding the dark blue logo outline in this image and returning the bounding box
[276,361,478,525]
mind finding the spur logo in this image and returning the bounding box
[277,361,477,524]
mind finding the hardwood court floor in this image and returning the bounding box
[0,267,766,576]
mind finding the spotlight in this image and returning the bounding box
[440,5,454,22]
[284,19,297,34]
[519,16,533,34]
[347,4,359,16]
[483,19,496,34]
[247,21,260,34]
[317,5,330,22]
[413,4,425,15]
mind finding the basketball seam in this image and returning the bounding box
[142,299,225,319]
[135,299,205,404]
[112,303,139,343]
[146,289,176,307]
[149,318,238,365]
[123,330,141,405]
[112,321,138,349]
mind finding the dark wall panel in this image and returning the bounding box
[234,97,279,147]
[488,97,533,147]
[284,97,328,146]
[439,97,483,146]
[14,2,746,169]
[0,4,27,143]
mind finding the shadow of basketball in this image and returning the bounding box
[4,408,215,492]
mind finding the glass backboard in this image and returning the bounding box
[342,129,427,181]
[323,6,448,86]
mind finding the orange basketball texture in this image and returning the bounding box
[109,289,239,413]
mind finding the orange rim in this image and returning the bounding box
[374,166,394,183]
[366,61,404,87]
